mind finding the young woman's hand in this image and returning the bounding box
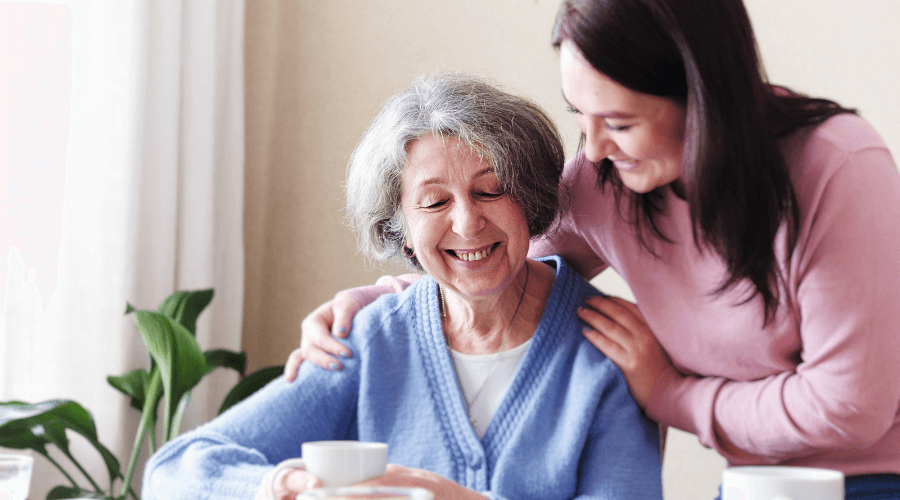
[356,464,489,500]
[284,275,421,381]
[577,295,673,408]
[255,468,322,500]
[284,291,362,381]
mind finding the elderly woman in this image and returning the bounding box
[142,72,661,500]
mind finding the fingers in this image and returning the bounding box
[284,345,344,381]
[295,300,356,373]
[330,291,363,339]
[282,469,321,493]
[257,468,321,500]
[284,349,304,382]
[583,295,642,325]
[286,290,365,382]
[577,295,649,372]
[578,295,671,409]
[305,341,348,372]
[356,464,424,487]
[577,306,630,366]
[359,465,488,500]
[299,294,360,359]
[580,296,648,340]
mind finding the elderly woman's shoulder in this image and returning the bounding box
[350,276,435,337]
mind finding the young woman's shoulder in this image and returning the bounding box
[785,113,895,193]
[785,113,900,250]
[807,113,890,154]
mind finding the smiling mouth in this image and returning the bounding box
[611,158,640,170]
[447,243,498,262]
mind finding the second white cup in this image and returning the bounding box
[269,441,388,498]
[722,466,844,500]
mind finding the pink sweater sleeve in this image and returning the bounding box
[529,156,610,280]
[646,136,900,465]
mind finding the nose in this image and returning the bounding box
[451,198,486,240]
[582,118,618,162]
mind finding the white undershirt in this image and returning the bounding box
[448,339,531,438]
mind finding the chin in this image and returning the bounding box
[621,179,657,194]
[620,172,674,194]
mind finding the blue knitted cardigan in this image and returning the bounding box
[142,256,662,499]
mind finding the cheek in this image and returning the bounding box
[628,129,677,161]
[614,135,648,159]
[502,205,531,253]
[404,213,444,251]
[401,210,424,245]
[659,109,687,161]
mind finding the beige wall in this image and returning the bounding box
[243,1,899,498]
[242,0,579,373]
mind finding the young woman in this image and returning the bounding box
[290,1,900,498]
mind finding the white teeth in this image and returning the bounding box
[456,247,492,261]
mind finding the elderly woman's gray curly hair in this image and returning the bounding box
[346,72,566,270]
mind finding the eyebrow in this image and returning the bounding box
[562,92,636,119]
[417,167,495,188]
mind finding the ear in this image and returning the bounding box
[403,244,415,258]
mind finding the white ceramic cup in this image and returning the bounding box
[268,441,388,499]
[722,466,844,500]
[0,454,34,500]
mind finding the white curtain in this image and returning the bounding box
[0,0,245,497]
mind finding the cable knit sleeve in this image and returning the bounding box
[142,350,362,499]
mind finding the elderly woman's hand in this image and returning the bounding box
[284,291,362,381]
[577,295,673,408]
[356,464,489,500]
[255,467,322,500]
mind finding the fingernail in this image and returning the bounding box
[339,351,351,358]
[335,326,348,335]
[328,362,340,371]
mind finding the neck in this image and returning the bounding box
[440,262,530,355]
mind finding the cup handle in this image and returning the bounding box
[268,458,308,500]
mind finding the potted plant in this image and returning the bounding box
[0,289,283,500]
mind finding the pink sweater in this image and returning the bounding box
[529,114,900,474]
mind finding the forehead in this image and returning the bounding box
[404,135,491,182]
[558,39,656,117]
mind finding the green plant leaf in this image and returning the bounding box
[0,400,121,487]
[155,289,214,336]
[107,369,151,411]
[0,413,50,454]
[218,365,284,415]
[120,372,163,500]
[168,392,192,439]
[203,349,246,376]
[133,310,206,441]
[32,421,71,458]
[140,368,164,453]
[47,485,109,499]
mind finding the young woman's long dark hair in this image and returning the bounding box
[552,0,855,322]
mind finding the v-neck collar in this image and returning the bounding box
[412,256,575,478]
